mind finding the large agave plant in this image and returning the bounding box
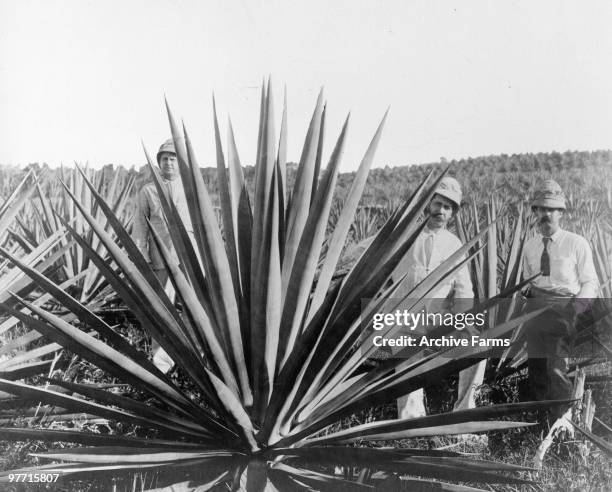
[0,83,558,490]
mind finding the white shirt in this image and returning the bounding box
[522,228,599,298]
[391,226,474,302]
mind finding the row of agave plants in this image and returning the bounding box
[0,82,608,490]
[0,165,135,381]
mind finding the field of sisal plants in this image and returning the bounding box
[0,169,77,380]
[0,83,604,490]
[0,166,136,384]
[28,166,135,306]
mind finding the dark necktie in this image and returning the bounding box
[541,237,551,276]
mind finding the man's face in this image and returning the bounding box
[426,194,455,229]
[159,152,179,181]
[533,206,563,234]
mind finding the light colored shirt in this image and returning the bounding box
[131,179,193,270]
[522,228,599,298]
[391,226,474,302]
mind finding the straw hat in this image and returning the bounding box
[434,176,462,208]
[156,138,176,164]
[531,179,566,210]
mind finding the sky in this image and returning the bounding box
[1,0,612,172]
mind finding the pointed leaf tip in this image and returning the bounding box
[181,121,191,141]
[164,97,176,118]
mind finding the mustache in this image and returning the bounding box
[539,216,551,223]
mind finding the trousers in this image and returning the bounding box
[397,360,486,419]
[524,293,575,418]
[151,268,175,374]
[396,298,486,419]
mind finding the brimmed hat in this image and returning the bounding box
[434,176,462,208]
[156,138,176,164]
[531,179,566,210]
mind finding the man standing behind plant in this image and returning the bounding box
[522,179,598,418]
[392,176,486,419]
[132,138,193,373]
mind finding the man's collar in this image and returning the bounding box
[424,225,445,235]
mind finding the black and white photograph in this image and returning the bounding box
[0,1,611,490]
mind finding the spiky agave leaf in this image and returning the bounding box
[0,233,79,383]
[26,166,135,304]
[0,167,135,385]
[569,421,612,458]
[0,169,39,245]
[0,84,557,490]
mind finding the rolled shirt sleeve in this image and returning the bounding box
[453,258,475,300]
[448,236,474,314]
[522,245,535,281]
[576,236,599,299]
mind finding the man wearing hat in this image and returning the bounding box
[392,176,485,419]
[132,138,193,373]
[522,179,598,416]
